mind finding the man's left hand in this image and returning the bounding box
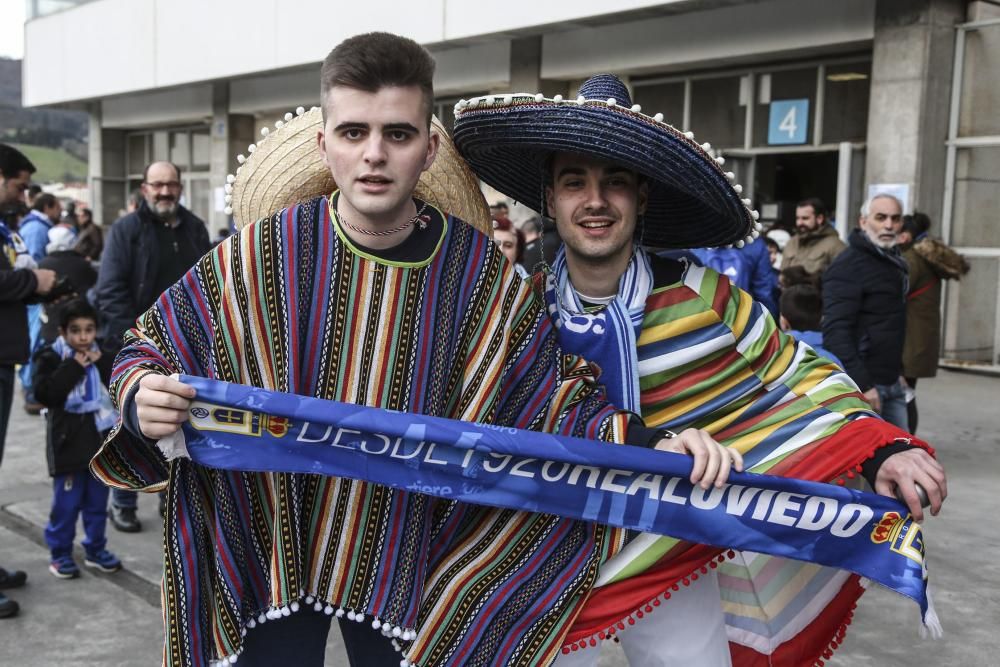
[654,429,744,490]
[874,448,947,522]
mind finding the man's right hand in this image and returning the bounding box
[33,268,57,295]
[862,387,881,413]
[135,374,196,439]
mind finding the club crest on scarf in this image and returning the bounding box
[870,510,924,565]
[189,404,290,438]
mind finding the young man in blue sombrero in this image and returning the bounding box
[454,74,948,666]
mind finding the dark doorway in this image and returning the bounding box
[754,151,839,231]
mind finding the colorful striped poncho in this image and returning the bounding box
[560,253,925,665]
[90,195,632,667]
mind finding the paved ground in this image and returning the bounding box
[0,369,996,666]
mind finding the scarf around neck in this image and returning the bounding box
[544,247,652,412]
[52,336,117,432]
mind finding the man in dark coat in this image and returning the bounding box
[822,193,909,430]
[0,144,57,618]
[94,160,210,532]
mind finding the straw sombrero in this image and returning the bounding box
[225,106,491,234]
[452,74,761,249]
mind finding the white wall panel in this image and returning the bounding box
[271,0,445,68]
[154,0,277,87]
[23,0,155,106]
[24,0,874,107]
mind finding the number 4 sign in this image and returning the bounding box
[768,99,810,145]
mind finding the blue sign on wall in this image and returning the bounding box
[768,99,810,145]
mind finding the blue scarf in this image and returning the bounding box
[170,375,939,633]
[52,337,117,432]
[543,247,652,412]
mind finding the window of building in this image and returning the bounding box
[823,62,871,143]
[632,57,870,152]
[690,76,746,149]
[632,81,685,130]
[752,67,817,147]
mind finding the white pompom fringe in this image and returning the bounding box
[919,586,944,640]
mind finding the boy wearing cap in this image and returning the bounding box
[90,36,735,667]
[454,74,947,666]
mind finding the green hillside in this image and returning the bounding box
[10,143,87,184]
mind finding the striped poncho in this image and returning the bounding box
[91,195,632,667]
[561,252,921,665]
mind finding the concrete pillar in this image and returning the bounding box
[87,103,127,226]
[864,0,966,229]
[507,36,569,98]
[209,82,254,230]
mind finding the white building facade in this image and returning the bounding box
[22,0,1000,369]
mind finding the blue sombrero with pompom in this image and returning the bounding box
[452,74,761,249]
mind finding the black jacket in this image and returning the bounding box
[0,237,38,365]
[95,201,210,349]
[37,250,98,343]
[822,229,908,391]
[521,219,562,273]
[32,343,114,476]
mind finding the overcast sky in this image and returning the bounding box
[0,1,26,59]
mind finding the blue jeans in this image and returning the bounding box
[875,381,909,432]
[111,487,138,510]
[45,470,110,559]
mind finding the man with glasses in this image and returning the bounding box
[95,161,210,532]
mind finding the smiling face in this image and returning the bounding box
[317,85,439,229]
[860,196,903,249]
[545,152,647,268]
[61,316,97,354]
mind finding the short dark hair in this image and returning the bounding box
[780,284,823,332]
[320,32,436,124]
[903,211,932,237]
[59,298,99,330]
[142,162,183,182]
[0,144,36,179]
[27,184,43,199]
[796,197,827,219]
[780,265,817,290]
[32,192,58,212]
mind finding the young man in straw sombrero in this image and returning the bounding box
[454,74,948,666]
[91,35,739,667]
